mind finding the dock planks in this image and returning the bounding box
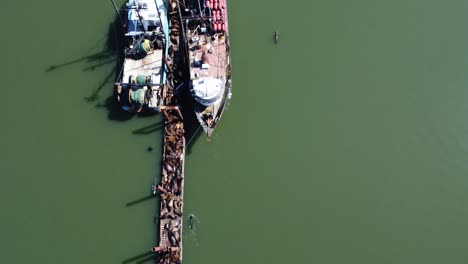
[153,1,186,263]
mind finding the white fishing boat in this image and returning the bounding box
[181,0,232,138]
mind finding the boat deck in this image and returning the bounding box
[122,51,164,85]
[188,34,227,80]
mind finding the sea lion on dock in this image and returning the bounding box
[169,234,178,246]
[169,219,180,230]
[167,135,177,144]
[167,198,175,210]
[162,212,178,220]
[174,208,182,216]
[174,231,180,242]
[164,162,174,174]
[160,209,169,219]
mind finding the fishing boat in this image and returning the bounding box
[181,0,232,138]
[116,0,169,113]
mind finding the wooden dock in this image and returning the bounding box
[152,1,187,263]
[153,106,185,264]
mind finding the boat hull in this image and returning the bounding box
[182,0,232,137]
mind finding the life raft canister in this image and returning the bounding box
[206,0,211,9]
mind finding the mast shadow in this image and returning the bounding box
[122,251,155,264]
[84,65,118,103]
[126,194,155,207]
[82,58,116,72]
[136,255,157,264]
[45,50,115,72]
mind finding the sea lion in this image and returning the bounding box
[167,135,177,143]
[168,199,174,210]
[164,162,174,174]
[174,208,182,216]
[188,214,194,230]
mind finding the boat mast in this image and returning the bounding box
[110,0,126,28]
[196,0,204,16]
[153,0,167,36]
[135,3,147,35]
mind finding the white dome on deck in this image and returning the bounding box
[191,77,225,106]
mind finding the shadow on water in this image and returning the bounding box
[46,17,122,73]
[176,86,204,155]
[45,50,115,72]
[83,18,124,105]
[83,58,115,72]
[122,251,155,264]
[84,65,119,103]
[132,121,165,135]
[46,13,128,122]
[95,95,134,121]
[126,194,155,207]
[136,255,158,264]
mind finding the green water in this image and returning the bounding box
[2,0,468,263]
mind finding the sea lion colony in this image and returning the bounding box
[151,1,186,264]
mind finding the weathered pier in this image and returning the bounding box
[151,1,187,263]
[152,105,185,264]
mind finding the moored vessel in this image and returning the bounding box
[181,0,232,138]
[116,0,169,113]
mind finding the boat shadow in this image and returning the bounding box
[95,95,134,122]
[177,83,204,155]
[122,251,156,264]
[45,15,128,122]
[46,17,122,73]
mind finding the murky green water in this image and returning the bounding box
[1,0,468,263]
